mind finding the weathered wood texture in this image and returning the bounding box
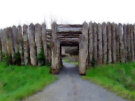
[97,23,102,64]
[89,22,93,64]
[29,24,37,66]
[35,24,42,65]
[42,23,47,63]
[79,22,88,75]
[23,25,29,65]
[18,26,23,64]
[102,23,107,64]
[107,23,112,63]
[51,22,61,74]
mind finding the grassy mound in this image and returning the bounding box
[83,62,135,101]
[0,62,57,101]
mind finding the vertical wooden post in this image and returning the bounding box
[123,24,127,62]
[23,25,29,65]
[133,24,135,60]
[12,26,19,53]
[107,22,112,63]
[0,30,2,60]
[1,29,7,56]
[79,22,88,75]
[35,24,42,65]
[130,25,134,61]
[51,22,61,74]
[93,23,97,64]
[89,22,93,65]
[29,24,37,66]
[42,23,47,63]
[112,23,117,63]
[118,24,125,62]
[18,25,23,64]
[97,23,102,64]
[102,23,107,64]
[126,25,131,61]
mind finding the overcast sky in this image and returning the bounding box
[0,0,135,28]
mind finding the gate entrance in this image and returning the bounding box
[51,22,88,75]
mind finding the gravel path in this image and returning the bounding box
[24,63,128,101]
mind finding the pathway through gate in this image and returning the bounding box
[51,22,88,75]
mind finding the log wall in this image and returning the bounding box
[0,21,135,70]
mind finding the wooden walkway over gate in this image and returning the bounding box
[50,22,88,75]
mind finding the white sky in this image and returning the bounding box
[0,0,135,28]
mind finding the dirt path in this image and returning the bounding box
[24,63,128,101]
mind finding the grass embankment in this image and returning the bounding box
[63,57,78,66]
[0,62,57,101]
[83,62,135,101]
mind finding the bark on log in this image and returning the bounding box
[23,25,29,65]
[89,22,93,65]
[1,29,7,56]
[102,23,107,64]
[107,23,112,63]
[35,24,43,65]
[97,23,102,64]
[133,24,135,61]
[0,30,2,60]
[79,22,88,75]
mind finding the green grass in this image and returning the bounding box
[63,57,78,66]
[0,62,57,101]
[82,62,135,101]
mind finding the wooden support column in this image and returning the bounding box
[89,22,93,65]
[29,24,37,66]
[102,23,107,64]
[51,22,61,74]
[23,25,29,65]
[79,22,88,75]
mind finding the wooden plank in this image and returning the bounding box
[107,22,112,63]
[97,23,102,64]
[89,22,93,65]
[1,29,7,56]
[23,25,29,65]
[0,30,2,60]
[133,24,135,61]
[79,22,88,75]
[35,24,42,65]
[28,24,37,66]
[112,23,117,63]
[102,23,107,64]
